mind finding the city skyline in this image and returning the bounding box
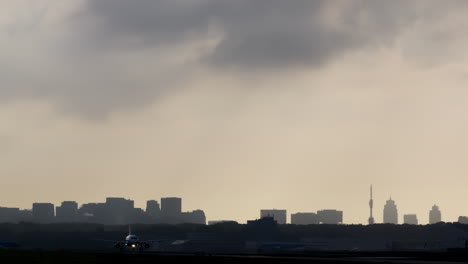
[0,191,451,225]
[2,1,468,226]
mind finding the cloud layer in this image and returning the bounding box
[3,0,468,116]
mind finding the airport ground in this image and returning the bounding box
[1,250,468,264]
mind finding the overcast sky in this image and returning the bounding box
[2,0,468,224]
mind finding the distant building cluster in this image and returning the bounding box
[0,197,206,225]
[260,210,287,225]
[380,197,443,225]
[258,209,343,225]
[366,185,448,225]
[2,187,468,225]
[290,210,343,225]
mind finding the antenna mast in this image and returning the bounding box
[368,185,375,225]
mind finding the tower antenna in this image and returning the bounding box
[368,184,375,225]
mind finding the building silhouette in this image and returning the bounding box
[77,202,105,222]
[56,201,78,222]
[260,209,287,224]
[182,209,206,225]
[161,197,182,218]
[317,209,343,224]
[429,205,441,224]
[459,216,468,224]
[291,212,319,225]
[383,198,398,224]
[18,209,32,221]
[76,198,142,225]
[208,220,238,225]
[1,196,206,225]
[0,207,20,223]
[146,200,161,218]
[368,185,375,225]
[102,197,138,225]
[248,216,277,226]
[247,216,279,240]
[32,203,55,223]
[403,214,418,225]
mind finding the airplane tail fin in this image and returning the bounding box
[128,224,132,235]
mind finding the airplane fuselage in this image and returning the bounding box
[114,234,151,251]
[124,234,139,248]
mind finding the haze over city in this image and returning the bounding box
[2,0,468,225]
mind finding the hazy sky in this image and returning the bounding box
[2,0,468,224]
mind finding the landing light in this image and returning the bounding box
[132,244,136,248]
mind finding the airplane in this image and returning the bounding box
[96,225,159,252]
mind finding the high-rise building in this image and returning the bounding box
[146,200,161,217]
[317,209,343,224]
[429,205,441,224]
[291,212,319,225]
[403,214,418,225]
[98,197,136,225]
[368,185,375,225]
[161,197,182,218]
[260,209,287,224]
[56,201,78,222]
[383,198,398,224]
[32,203,55,223]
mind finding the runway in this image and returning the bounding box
[1,250,468,264]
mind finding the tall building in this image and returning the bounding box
[161,197,182,218]
[146,200,161,218]
[291,212,319,225]
[260,209,287,224]
[403,214,418,225]
[317,209,343,224]
[56,201,78,222]
[105,197,136,225]
[383,197,398,224]
[32,203,55,223]
[368,185,375,225]
[429,205,441,224]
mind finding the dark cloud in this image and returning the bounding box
[82,0,420,69]
[80,0,213,49]
[1,0,467,117]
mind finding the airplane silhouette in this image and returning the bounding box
[96,225,160,252]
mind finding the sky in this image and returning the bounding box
[1,0,468,224]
